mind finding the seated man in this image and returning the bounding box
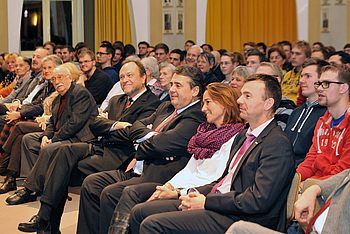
[13,60,160,233]
[129,74,295,233]
[285,59,328,165]
[297,64,350,181]
[226,168,350,234]
[77,65,206,234]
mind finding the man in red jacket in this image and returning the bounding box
[297,64,350,181]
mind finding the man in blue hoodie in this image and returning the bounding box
[285,58,329,165]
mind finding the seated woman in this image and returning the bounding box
[197,52,219,86]
[0,62,80,193]
[158,62,175,102]
[104,83,244,233]
[229,66,254,96]
[0,53,18,98]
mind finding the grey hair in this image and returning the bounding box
[141,56,160,80]
[232,66,254,80]
[42,54,63,67]
[159,61,176,73]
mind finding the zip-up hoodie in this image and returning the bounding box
[297,109,350,181]
[285,101,326,165]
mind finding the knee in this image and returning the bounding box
[226,221,251,234]
[100,186,114,206]
[140,215,161,233]
[80,174,97,195]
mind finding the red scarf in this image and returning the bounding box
[188,122,244,160]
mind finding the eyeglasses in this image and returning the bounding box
[314,80,345,89]
[79,60,93,65]
[96,52,109,56]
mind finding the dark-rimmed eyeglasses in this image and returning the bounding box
[96,52,109,56]
[314,80,344,89]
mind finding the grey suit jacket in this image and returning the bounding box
[315,169,350,234]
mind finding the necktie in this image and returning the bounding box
[154,110,177,133]
[124,97,133,110]
[211,134,256,193]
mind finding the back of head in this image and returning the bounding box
[141,56,160,79]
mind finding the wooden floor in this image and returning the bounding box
[0,176,79,234]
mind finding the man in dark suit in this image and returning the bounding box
[14,60,160,233]
[76,65,206,234]
[129,74,295,234]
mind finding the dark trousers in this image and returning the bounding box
[4,121,42,174]
[113,182,161,214]
[130,199,238,234]
[77,170,143,234]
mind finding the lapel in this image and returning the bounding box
[52,96,60,125]
[230,120,277,182]
[328,170,350,201]
[113,95,129,120]
[152,102,175,131]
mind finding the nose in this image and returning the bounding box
[237,95,243,104]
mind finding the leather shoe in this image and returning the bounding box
[0,176,17,194]
[18,215,50,233]
[6,188,37,205]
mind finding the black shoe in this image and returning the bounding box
[0,176,17,194]
[18,215,50,233]
[6,188,37,205]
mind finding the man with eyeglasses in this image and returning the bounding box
[96,43,119,83]
[78,49,113,106]
[296,64,350,181]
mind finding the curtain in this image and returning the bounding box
[94,0,132,50]
[206,0,297,52]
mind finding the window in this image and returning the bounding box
[20,0,83,51]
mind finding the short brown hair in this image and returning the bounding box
[78,49,95,61]
[205,83,242,124]
[321,64,350,88]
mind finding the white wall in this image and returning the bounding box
[8,0,23,53]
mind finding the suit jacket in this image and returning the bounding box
[44,83,98,143]
[126,101,205,183]
[197,120,295,232]
[315,169,350,234]
[78,89,161,173]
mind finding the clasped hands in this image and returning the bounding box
[147,183,206,211]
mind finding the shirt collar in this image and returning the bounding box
[176,99,200,114]
[129,88,147,103]
[247,118,274,138]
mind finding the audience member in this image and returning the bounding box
[60,45,75,63]
[230,65,254,96]
[311,47,329,60]
[268,46,287,73]
[168,49,184,67]
[154,43,169,63]
[201,43,213,53]
[137,41,150,59]
[246,49,264,72]
[282,41,311,105]
[158,62,175,101]
[278,40,293,71]
[197,52,218,86]
[78,49,113,105]
[297,64,350,181]
[43,41,55,55]
[328,51,350,66]
[96,43,119,83]
[141,56,163,96]
[184,40,195,51]
[344,43,350,55]
[285,59,328,165]
[220,52,241,84]
[185,45,202,67]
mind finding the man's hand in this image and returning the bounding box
[113,121,132,130]
[147,183,178,202]
[41,136,52,148]
[5,111,21,123]
[179,192,206,211]
[294,184,321,231]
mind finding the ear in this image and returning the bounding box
[264,97,275,111]
[191,85,200,97]
[339,83,349,94]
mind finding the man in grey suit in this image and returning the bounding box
[129,74,295,234]
[15,60,160,234]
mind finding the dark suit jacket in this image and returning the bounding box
[44,83,98,143]
[126,101,205,183]
[78,89,161,174]
[197,120,295,232]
